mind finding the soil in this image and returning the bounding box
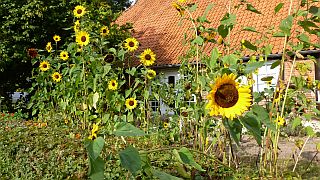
[237,136,320,163]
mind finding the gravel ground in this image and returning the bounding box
[237,136,320,163]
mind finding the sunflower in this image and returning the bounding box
[39,61,50,72]
[52,72,62,82]
[108,80,118,90]
[172,2,184,16]
[88,123,99,140]
[146,69,156,79]
[28,48,38,58]
[53,35,61,42]
[206,73,251,120]
[60,51,69,61]
[140,48,156,66]
[124,37,139,52]
[275,116,285,126]
[100,26,109,36]
[125,98,138,110]
[73,5,86,18]
[163,122,169,129]
[76,31,90,46]
[46,42,52,53]
[74,20,80,32]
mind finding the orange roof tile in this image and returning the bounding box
[117,0,320,66]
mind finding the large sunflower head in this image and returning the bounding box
[146,69,156,80]
[124,37,139,52]
[206,73,251,120]
[125,98,138,110]
[46,42,52,53]
[108,80,118,91]
[53,35,61,42]
[140,48,156,66]
[52,72,62,82]
[76,31,90,46]
[100,26,109,37]
[73,5,86,18]
[60,51,69,61]
[74,20,80,32]
[39,61,50,72]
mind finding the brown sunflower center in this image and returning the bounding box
[43,64,47,68]
[103,29,107,33]
[214,84,239,108]
[55,75,59,79]
[148,72,154,77]
[145,54,151,60]
[112,82,115,86]
[129,100,135,106]
[77,9,82,14]
[128,41,135,47]
[81,36,86,42]
[63,54,66,57]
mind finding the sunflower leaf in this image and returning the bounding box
[152,169,183,180]
[240,112,262,145]
[274,3,284,14]
[246,4,262,14]
[119,146,141,176]
[114,122,146,137]
[223,119,242,146]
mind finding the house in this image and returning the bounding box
[117,0,320,114]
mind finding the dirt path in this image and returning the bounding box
[237,136,320,163]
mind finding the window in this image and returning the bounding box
[252,61,280,92]
[168,76,175,87]
[149,100,160,112]
[185,94,196,106]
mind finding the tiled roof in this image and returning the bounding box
[117,0,319,66]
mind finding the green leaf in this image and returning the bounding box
[297,33,310,43]
[260,76,274,81]
[274,3,284,14]
[309,6,320,17]
[221,13,236,26]
[152,169,182,180]
[252,105,276,131]
[279,15,293,36]
[119,146,141,175]
[273,31,286,37]
[264,44,273,57]
[203,3,214,17]
[189,4,198,12]
[92,92,99,109]
[242,40,257,51]
[125,89,132,98]
[271,60,281,69]
[223,119,242,145]
[292,117,302,130]
[240,112,262,145]
[242,26,259,33]
[191,36,204,45]
[244,61,264,74]
[209,48,219,69]
[222,54,238,66]
[114,122,146,136]
[178,147,205,171]
[86,137,105,160]
[304,126,315,137]
[246,4,262,14]
[218,25,229,38]
[88,156,105,180]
